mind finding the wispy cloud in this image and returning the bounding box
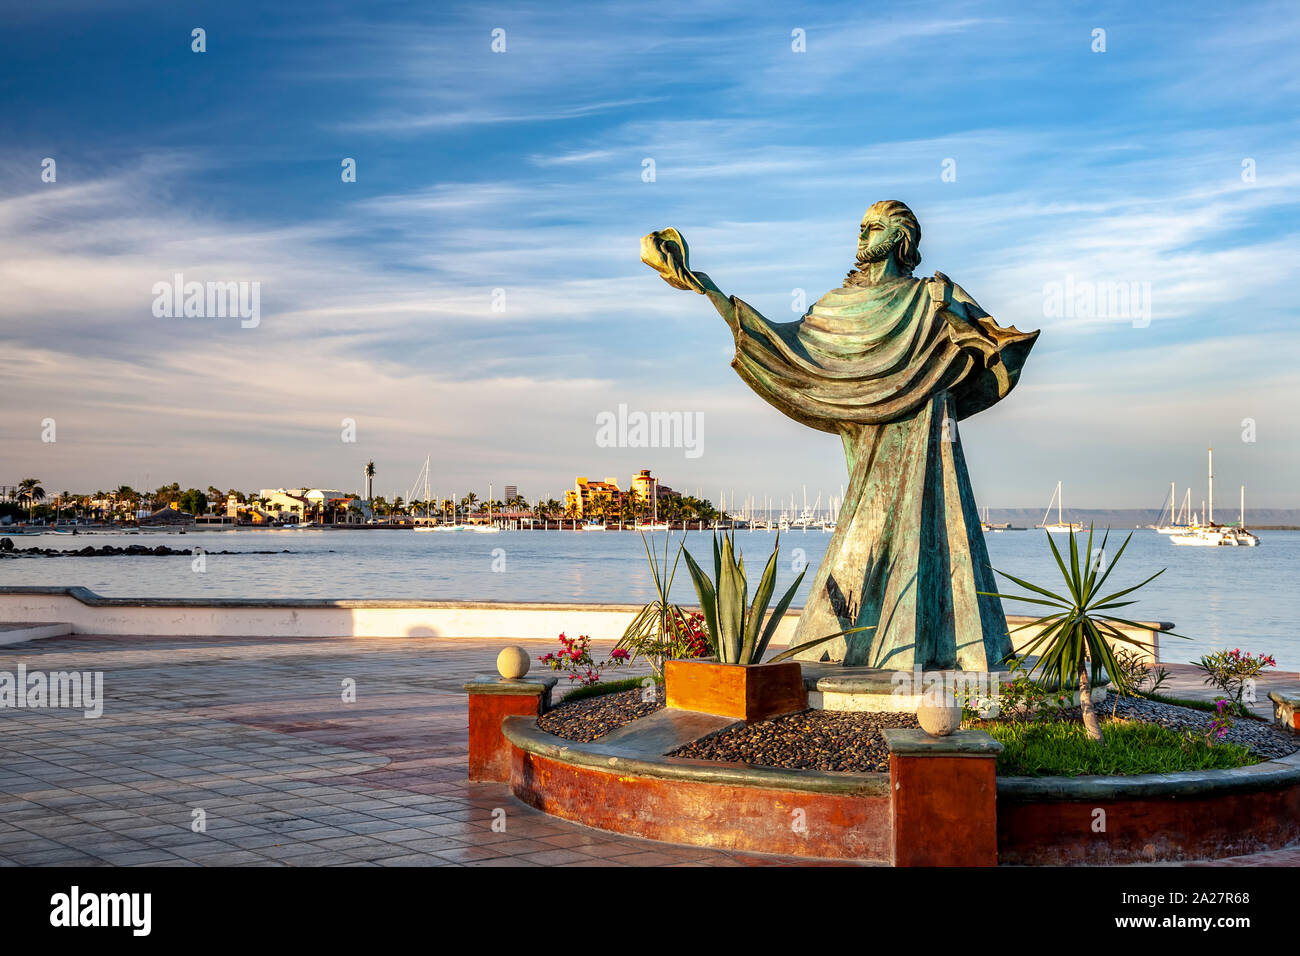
[1,0,1298,507]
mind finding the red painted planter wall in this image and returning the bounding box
[510,747,891,862]
[998,783,1300,864]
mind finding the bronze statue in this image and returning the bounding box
[642,200,1038,670]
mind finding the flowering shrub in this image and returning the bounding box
[1206,698,1233,745]
[986,658,1049,720]
[538,633,629,686]
[675,612,712,660]
[617,607,714,675]
[1180,698,1235,752]
[1195,648,1276,713]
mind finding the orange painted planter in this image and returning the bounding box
[664,658,806,721]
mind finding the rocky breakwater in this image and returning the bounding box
[0,538,300,557]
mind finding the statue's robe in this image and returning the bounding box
[728,272,1038,669]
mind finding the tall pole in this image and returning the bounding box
[1208,446,1214,525]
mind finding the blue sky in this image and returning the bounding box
[2,0,1298,509]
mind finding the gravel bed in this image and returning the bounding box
[538,688,1298,768]
[669,710,918,773]
[538,686,665,742]
[1108,696,1298,760]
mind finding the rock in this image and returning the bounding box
[917,700,963,737]
[0,537,12,552]
[496,646,531,680]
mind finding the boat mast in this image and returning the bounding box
[1208,446,1214,526]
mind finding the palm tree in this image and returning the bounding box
[113,485,139,518]
[18,478,45,520]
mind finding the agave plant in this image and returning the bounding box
[682,531,869,665]
[983,525,1180,744]
[615,532,711,675]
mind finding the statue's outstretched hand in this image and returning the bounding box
[641,228,707,294]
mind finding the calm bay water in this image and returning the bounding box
[3,527,1297,668]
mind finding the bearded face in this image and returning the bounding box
[856,218,901,266]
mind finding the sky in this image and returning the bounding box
[1,0,1298,510]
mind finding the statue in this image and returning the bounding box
[641,200,1038,670]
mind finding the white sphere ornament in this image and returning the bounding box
[496,646,530,680]
[916,700,963,737]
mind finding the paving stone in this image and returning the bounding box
[2,633,1291,868]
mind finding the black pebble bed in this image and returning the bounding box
[673,710,920,773]
[539,686,1298,772]
[537,686,665,743]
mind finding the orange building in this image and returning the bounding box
[564,476,623,517]
[564,470,680,517]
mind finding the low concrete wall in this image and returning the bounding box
[0,586,1169,661]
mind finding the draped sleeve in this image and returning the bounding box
[727,274,1037,431]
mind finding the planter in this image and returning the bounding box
[664,658,806,721]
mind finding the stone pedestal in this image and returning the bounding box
[882,727,1002,867]
[465,674,557,782]
[1269,692,1300,734]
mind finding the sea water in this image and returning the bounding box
[2,527,1296,668]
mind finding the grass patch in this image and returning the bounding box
[985,718,1258,777]
[557,674,662,704]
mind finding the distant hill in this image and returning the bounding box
[985,509,1300,529]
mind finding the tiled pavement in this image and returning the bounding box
[1151,662,1300,720]
[0,634,1296,867]
[0,634,814,867]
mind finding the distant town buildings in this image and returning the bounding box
[563,469,678,517]
[253,488,371,524]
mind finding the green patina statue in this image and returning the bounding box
[641,200,1039,671]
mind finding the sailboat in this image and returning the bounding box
[411,458,453,531]
[636,484,670,531]
[1169,450,1222,546]
[1229,485,1260,547]
[434,490,467,530]
[471,484,501,532]
[1154,482,1192,534]
[1170,448,1258,547]
[1038,481,1083,533]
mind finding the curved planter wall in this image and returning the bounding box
[502,717,892,862]
[997,756,1300,864]
[503,717,1300,865]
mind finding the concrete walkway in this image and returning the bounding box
[1143,662,1299,719]
[0,633,1294,867]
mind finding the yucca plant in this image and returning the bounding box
[682,531,870,665]
[615,532,711,675]
[983,525,1181,744]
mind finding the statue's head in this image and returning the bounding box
[850,200,921,282]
